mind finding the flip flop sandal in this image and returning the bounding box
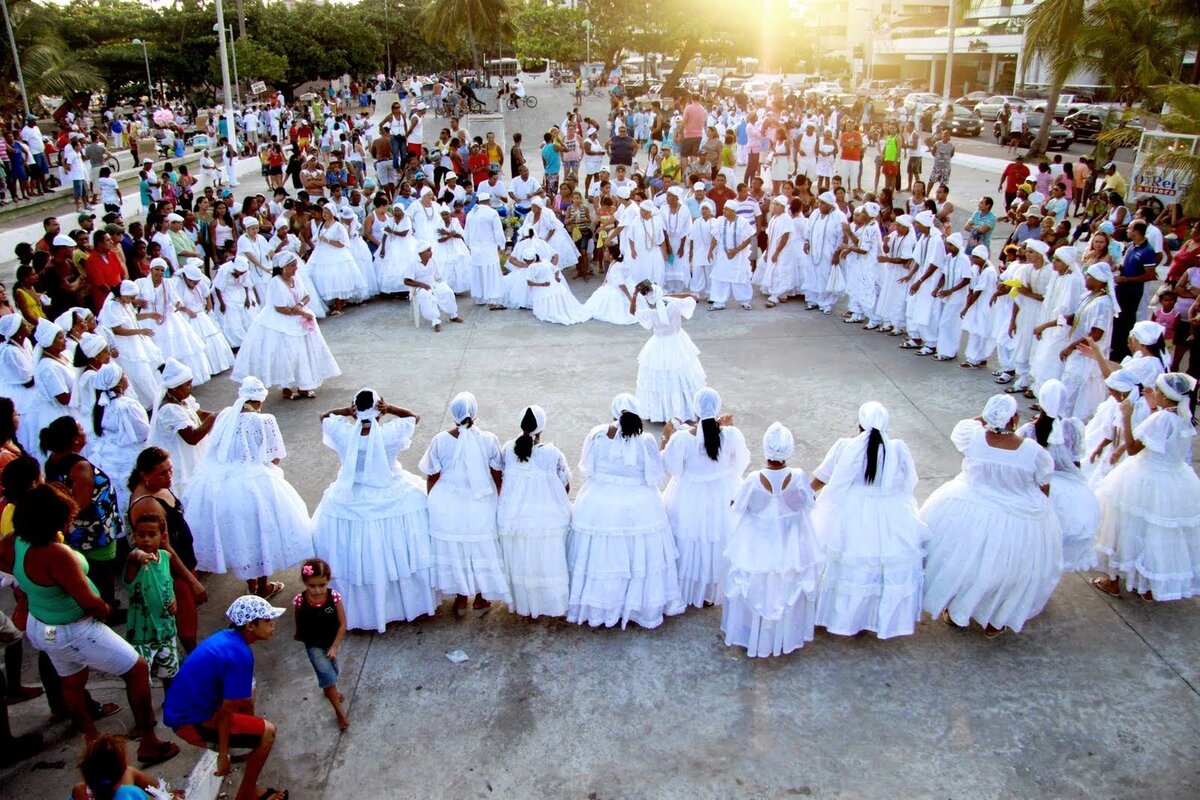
[1004,385,1027,395]
[1090,576,1122,597]
[137,741,180,767]
[260,581,285,600]
[96,702,122,719]
[257,789,289,800]
[765,301,776,308]
[1022,389,1036,400]
[983,627,1007,639]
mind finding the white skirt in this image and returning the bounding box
[721,593,816,658]
[306,247,368,303]
[635,330,707,422]
[349,238,380,298]
[313,471,439,631]
[427,485,511,602]
[187,311,235,375]
[921,479,1062,632]
[231,320,341,392]
[497,470,570,618]
[813,489,926,639]
[147,316,212,387]
[1049,469,1101,572]
[375,240,418,294]
[217,297,259,349]
[665,476,738,608]
[581,283,637,325]
[566,479,685,629]
[531,280,589,326]
[184,462,314,580]
[1095,452,1200,600]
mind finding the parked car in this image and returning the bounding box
[993,112,1075,150]
[954,91,990,109]
[1028,93,1092,119]
[919,104,983,136]
[743,80,770,104]
[902,92,942,114]
[1062,106,1145,142]
[974,95,1028,121]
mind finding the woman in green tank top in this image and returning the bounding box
[0,484,180,767]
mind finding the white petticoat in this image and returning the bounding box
[313,470,439,631]
[427,485,511,603]
[187,310,235,375]
[306,247,368,303]
[231,320,341,392]
[635,329,707,422]
[665,476,738,608]
[1048,469,1101,572]
[581,283,637,324]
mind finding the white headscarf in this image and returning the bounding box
[34,318,62,349]
[981,394,1017,433]
[238,376,269,403]
[692,387,721,421]
[1131,320,1165,347]
[819,402,907,497]
[643,282,671,326]
[1156,372,1197,438]
[858,401,889,434]
[520,404,547,436]
[161,358,193,390]
[449,391,493,499]
[327,388,394,501]
[0,314,23,340]
[1035,379,1068,445]
[971,245,990,261]
[1104,368,1138,394]
[1086,261,1118,313]
[610,392,643,467]
[762,422,794,461]
[119,279,139,297]
[93,363,124,407]
[54,308,83,335]
[79,332,107,359]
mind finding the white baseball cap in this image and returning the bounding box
[226,595,286,626]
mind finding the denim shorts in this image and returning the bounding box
[305,645,339,689]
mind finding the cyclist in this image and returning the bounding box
[460,79,482,111]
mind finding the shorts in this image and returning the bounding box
[306,645,339,689]
[133,638,181,679]
[73,180,86,199]
[680,137,701,158]
[25,615,139,678]
[33,153,48,176]
[907,157,923,175]
[375,160,396,185]
[267,166,283,176]
[174,713,267,751]
[173,576,198,643]
[89,165,102,186]
[407,143,424,157]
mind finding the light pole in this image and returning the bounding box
[131,38,153,106]
[582,19,591,67]
[1,0,30,117]
[213,9,238,153]
[942,0,956,102]
[226,26,241,105]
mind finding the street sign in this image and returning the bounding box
[250,81,267,94]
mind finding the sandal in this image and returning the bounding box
[1090,576,1121,597]
[96,702,122,720]
[137,741,180,767]
[1003,385,1027,395]
[983,626,1007,639]
[296,390,317,400]
[281,388,294,400]
[258,581,285,600]
[765,301,776,308]
[994,372,1015,385]
[257,789,289,800]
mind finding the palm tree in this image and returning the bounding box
[417,0,515,73]
[1078,0,1185,107]
[1021,0,1085,157]
[0,0,103,113]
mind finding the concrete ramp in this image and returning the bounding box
[370,91,399,127]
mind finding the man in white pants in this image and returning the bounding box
[405,242,462,332]
[463,192,506,308]
[708,204,754,310]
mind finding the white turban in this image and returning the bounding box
[1127,356,1163,389]
[119,279,139,297]
[165,213,184,223]
[692,387,721,421]
[770,195,787,208]
[914,210,935,228]
[160,358,193,389]
[149,257,170,272]
[1053,248,1080,269]
[1025,239,1049,257]
[818,191,836,206]
[762,422,795,461]
[0,314,22,340]
[858,401,889,433]
[34,318,62,349]
[450,391,478,425]
[1086,261,1119,312]
[981,394,1018,432]
[242,216,259,228]
[863,202,880,218]
[1157,372,1198,437]
[355,388,380,421]
[611,392,639,420]
[895,214,913,228]
[520,404,547,436]
[79,332,107,359]
[232,257,250,273]
[699,199,716,215]
[182,265,204,282]
[237,376,268,403]
[93,363,124,406]
[945,232,964,251]
[448,391,494,499]
[531,197,546,209]
[1104,369,1138,394]
[420,187,433,197]
[668,186,685,200]
[274,216,289,230]
[971,245,990,261]
[274,251,300,268]
[338,207,355,219]
[414,240,433,254]
[639,200,655,213]
[54,308,82,333]
[615,186,631,199]
[1131,320,1165,346]
[1035,379,1068,445]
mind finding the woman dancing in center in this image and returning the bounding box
[632,281,706,423]
[567,394,685,628]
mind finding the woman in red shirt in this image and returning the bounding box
[84,231,126,313]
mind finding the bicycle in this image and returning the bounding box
[505,94,538,110]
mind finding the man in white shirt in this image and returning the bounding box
[464,191,507,307]
[610,164,634,197]
[20,116,49,194]
[480,169,510,215]
[405,103,427,168]
[684,182,706,219]
[63,135,89,211]
[509,164,540,215]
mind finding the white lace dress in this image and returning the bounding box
[212,264,261,349]
[90,395,150,514]
[231,275,341,392]
[135,277,213,387]
[175,275,235,375]
[147,396,209,494]
[1017,418,1101,572]
[97,296,164,409]
[634,296,707,422]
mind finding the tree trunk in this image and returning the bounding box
[235,0,246,38]
[467,14,479,74]
[662,38,696,96]
[1028,76,1061,158]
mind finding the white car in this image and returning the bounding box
[743,81,769,104]
[973,95,1028,121]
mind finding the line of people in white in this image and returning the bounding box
[176,373,1200,657]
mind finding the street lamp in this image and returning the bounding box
[1,0,29,117]
[131,38,154,106]
[212,12,238,153]
[582,19,591,67]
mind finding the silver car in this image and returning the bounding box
[974,95,1028,121]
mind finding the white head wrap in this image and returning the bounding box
[1156,373,1197,437]
[895,214,913,228]
[1131,320,1165,347]
[692,387,721,421]
[328,388,394,501]
[615,186,631,199]
[1024,239,1049,258]
[914,210,935,228]
[160,358,193,390]
[237,376,268,403]
[232,256,250,273]
[118,279,140,296]
[611,392,639,421]
[273,216,289,230]
[668,186,685,200]
[420,186,433,197]
[971,245,990,261]
[149,257,170,272]
[447,391,493,499]
[531,197,545,209]
[1104,369,1138,394]
[93,363,124,407]
[76,332,105,360]
[274,250,301,269]
[639,200,655,213]
[1127,356,1163,390]
[818,191,836,206]
[0,314,22,340]
[944,232,964,251]
[52,234,76,248]
[34,318,62,349]
[762,422,795,461]
[165,213,184,223]
[182,264,204,282]
[858,401,889,433]
[981,394,1018,432]
[520,404,547,436]
[699,199,716,215]
[242,216,259,229]
[476,191,491,202]
[1086,261,1119,311]
[1053,248,1079,269]
[863,202,880,218]
[1035,379,1068,445]
[54,308,82,334]
[414,240,433,254]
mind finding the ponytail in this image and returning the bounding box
[700,417,721,461]
[459,417,474,429]
[618,410,642,439]
[513,407,538,462]
[92,390,106,438]
[1147,335,1167,368]
[1033,412,1054,447]
[863,428,886,485]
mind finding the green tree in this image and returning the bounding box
[252,1,383,90]
[1077,0,1184,107]
[0,0,105,113]
[209,37,287,88]
[1022,0,1085,157]
[417,0,516,73]
[510,1,585,66]
[1100,84,1200,215]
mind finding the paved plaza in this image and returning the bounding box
[2,84,1198,799]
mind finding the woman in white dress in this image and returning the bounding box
[527,257,589,326]
[28,319,78,455]
[757,196,797,307]
[811,401,926,639]
[582,242,638,325]
[374,204,418,295]
[662,387,750,608]
[305,205,368,315]
[175,262,235,376]
[212,257,260,349]
[626,201,666,287]
[52,307,87,364]
[0,314,39,454]
[519,198,579,272]
[147,358,214,494]
[921,394,1061,637]
[418,391,510,613]
[1082,369,1149,487]
[88,363,150,514]
[313,389,438,631]
[687,201,716,297]
[340,207,380,299]
[232,252,341,400]
[432,206,473,295]
[632,283,706,423]
[502,231,555,311]
[183,376,313,598]
[1093,373,1200,601]
[497,405,571,618]
[721,422,823,657]
[1014,379,1100,572]
[135,258,212,387]
[566,393,685,629]
[97,281,164,409]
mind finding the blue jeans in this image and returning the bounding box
[390,135,406,170]
[305,645,339,689]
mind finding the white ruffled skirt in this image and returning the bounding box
[635,330,707,422]
[427,484,511,603]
